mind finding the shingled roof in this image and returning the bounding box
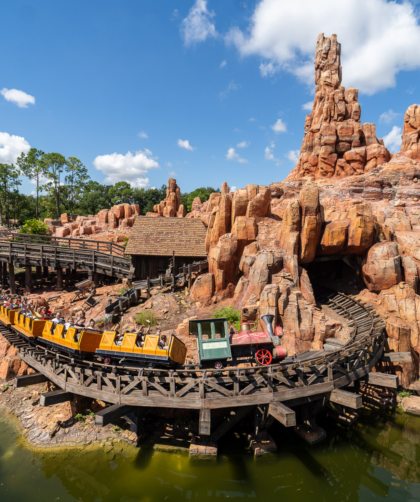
[125,217,207,257]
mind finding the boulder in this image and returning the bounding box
[56,227,70,238]
[231,216,258,258]
[246,187,271,218]
[319,220,350,255]
[362,242,402,292]
[190,274,215,306]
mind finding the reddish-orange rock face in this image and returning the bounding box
[287,33,390,181]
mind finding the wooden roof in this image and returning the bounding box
[126,217,207,257]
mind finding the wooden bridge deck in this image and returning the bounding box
[0,290,390,412]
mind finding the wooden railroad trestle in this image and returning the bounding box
[0,289,387,411]
[0,241,132,279]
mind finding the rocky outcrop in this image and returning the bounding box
[287,33,390,180]
[362,242,402,292]
[153,178,181,217]
[399,104,420,162]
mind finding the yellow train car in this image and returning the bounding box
[0,306,19,326]
[12,313,47,339]
[96,331,187,368]
[39,321,103,356]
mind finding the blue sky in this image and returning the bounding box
[2,0,420,195]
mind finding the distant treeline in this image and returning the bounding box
[0,148,220,227]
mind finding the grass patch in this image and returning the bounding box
[397,390,411,398]
[135,310,158,327]
[212,306,241,332]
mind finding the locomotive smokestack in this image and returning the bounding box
[261,313,281,347]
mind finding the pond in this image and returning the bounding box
[0,407,420,501]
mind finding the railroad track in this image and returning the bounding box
[0,289,387,411]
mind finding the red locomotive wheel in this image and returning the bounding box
[255,349,272,366]
[104,357,111,365]
[214,361,223,370]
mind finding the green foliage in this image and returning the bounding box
[135,310,158,327]
[181,186,220,212]
[212,306,241,332]
[74,413,84,421]
[85,409,95,417]
[19,219,48,235]
[397,390,411,398]
[113,425,123,432]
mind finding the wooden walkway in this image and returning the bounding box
[0,289,397,443]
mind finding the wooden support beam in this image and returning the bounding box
[25,265,32,292]
[268,402,296,427]
[211,406,254,442]
[36,266,42,281]
[55,267,63,291]
[368,372,399,389]
[40,389,73,407]
[94,404,134,427]
[8,263,15,294]
[329,389,363,409]
[2,262,7,287]
[15,372,49,388]
[199,408,211,436]
[381,352,412,363]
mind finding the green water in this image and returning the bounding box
[1,409,420,502]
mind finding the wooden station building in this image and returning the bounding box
[125,217,207,280]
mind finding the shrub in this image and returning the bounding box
[19,219,48,235]
[135,310,158,327]
[212,306,241,332]
[397,390,411,398]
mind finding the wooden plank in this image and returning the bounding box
[211,406,254,442]
[367,372,399,389]
[381,352,412,363]
[40,389,73,407]
[199,408,211,435]
[94,404,134,427]
[15,372,49,388]
[268,402,296,427]
[329,389,363,409]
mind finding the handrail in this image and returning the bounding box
[2,232,126,257]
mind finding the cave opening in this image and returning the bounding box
[303,256,364,296]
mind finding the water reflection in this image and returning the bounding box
[1,408,420,501]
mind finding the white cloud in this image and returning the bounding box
[379,109,400,124]
[220,80,241,99]
[138,131,148,139]
[93,149,159,188]
[233,128,241,133]
[177,139,195,151]
[249,117,257,121]
[302,101,313,111]
[166,162,172,167]
[264,142,281,165]
[0,132,30,164]
[181,0,217,46]
[220,60,227,68]
[169,171,176,176]
[383,126,402,153]
[237,140,249,148]
[226,147,247,163]
[230,186,237,192]
[271,118,287,133]
[286,149,300,164]
[1,88,35,108]
[226,0,420,94]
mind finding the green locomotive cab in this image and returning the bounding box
[190,318,231,369]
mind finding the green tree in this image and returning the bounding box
[16,148,45,218]
[109,181,134,205]
[77,181,113,215]
[182,186,220,212]
[64,157,90,216]
[0,164,21,227]
[137,184,167,215]
[41,152,66,219]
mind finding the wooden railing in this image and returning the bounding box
[0,241,132,279]
[2,233,126,257]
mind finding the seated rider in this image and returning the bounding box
[112,324,124,346]
[135,322,151,348]
[63,316,74,339]
[75,313,86,328]
[158,334,168,350]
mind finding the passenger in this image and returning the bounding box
[158,334,168,350]
[135,323,150,348]
[75,313,86,328]
[63,316,74,338]
[52,312,63,325]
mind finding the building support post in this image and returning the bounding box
[55,267,63,291]
[24,265,32,293]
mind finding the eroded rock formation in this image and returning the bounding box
[153,178,182,217]
[287,33,390,180]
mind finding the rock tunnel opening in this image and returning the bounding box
[303,256,363,296]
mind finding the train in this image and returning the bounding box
[0,301,286,369]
